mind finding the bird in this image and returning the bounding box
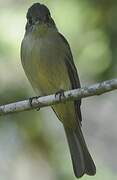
[21,3,96,178]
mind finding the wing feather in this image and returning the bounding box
[59,33,82,122]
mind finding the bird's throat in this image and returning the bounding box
[33,24,48,37]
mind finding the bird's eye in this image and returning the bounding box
[46,14,51,22]
[28,18,33,25]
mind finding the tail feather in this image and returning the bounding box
[64,124,96,178]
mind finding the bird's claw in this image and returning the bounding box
[55,89,65,101]
[29,96,41,111]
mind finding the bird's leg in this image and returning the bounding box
[29,96,41,111]
[55,89,65,101]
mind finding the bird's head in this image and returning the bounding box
[26,3,56,32]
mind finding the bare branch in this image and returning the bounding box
[0,78,117,116]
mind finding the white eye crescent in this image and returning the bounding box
[28,18,33,25]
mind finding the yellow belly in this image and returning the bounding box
[21,29,71,95]
[21,26,77,127]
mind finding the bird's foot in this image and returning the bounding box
[29,96,41,111]
[55,89,65,101]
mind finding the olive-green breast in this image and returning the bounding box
[21,24,76,127]
[21,24,71,95]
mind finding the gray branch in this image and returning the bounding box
[0,78,117,116]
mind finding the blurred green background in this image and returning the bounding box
[0,0,117,179]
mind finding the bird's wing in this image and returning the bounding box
[59,33,82,122]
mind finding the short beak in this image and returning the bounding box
[35,20,40,25]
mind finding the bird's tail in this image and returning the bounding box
[64,124,96,178]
